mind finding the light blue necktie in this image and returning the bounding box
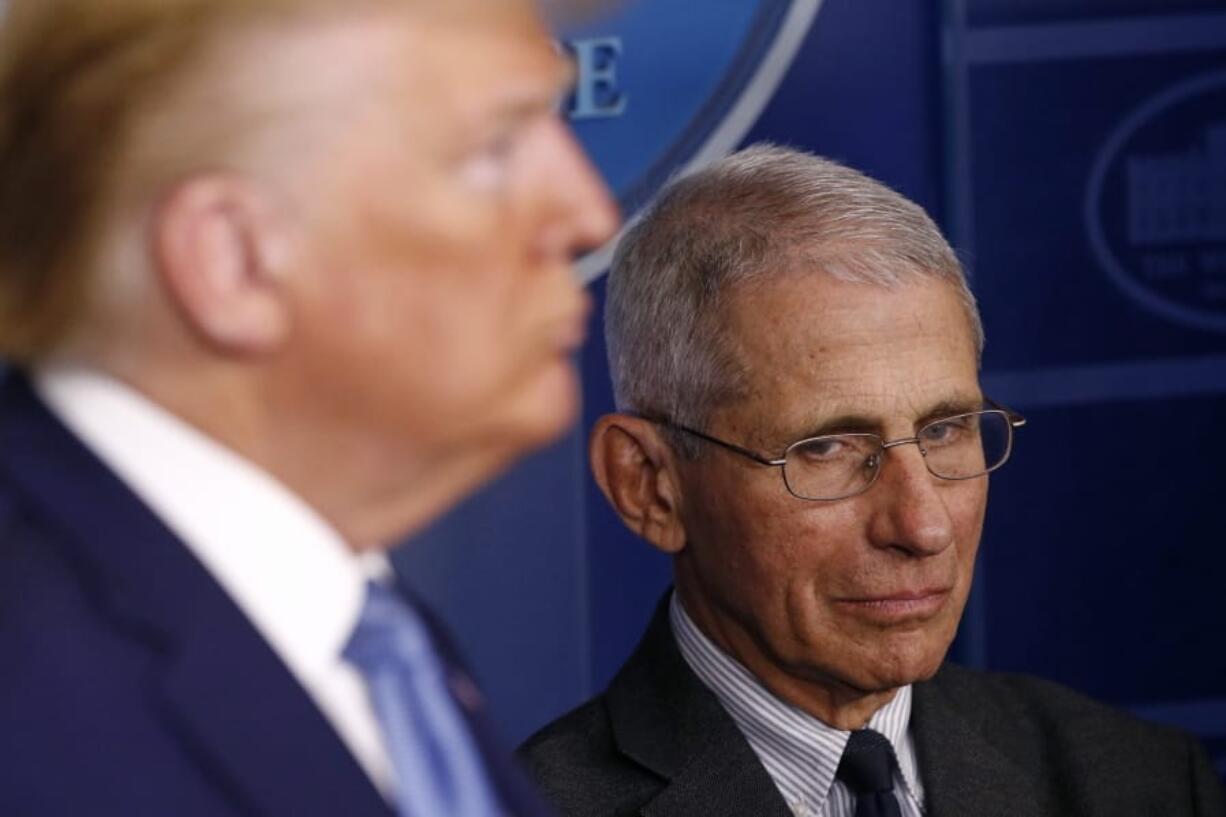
[343,581,504,817]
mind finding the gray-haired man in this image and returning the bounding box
[520,145,1224,817]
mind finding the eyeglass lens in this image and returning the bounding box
[781,410,1013,500]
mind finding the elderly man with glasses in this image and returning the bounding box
[521,145,1225,817]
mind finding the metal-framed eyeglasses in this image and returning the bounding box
[647,401,1026,501]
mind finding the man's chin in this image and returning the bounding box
[526,361,582,435]
[864,643,950,690]
[826,627,954,693]
[488,361,582,453]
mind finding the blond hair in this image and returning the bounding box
[0,0,391,361]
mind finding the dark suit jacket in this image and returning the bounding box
[0,372,550,817]
[521,596,1226,817]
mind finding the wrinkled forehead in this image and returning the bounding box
[717,273,982,441]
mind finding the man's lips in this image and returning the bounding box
[833,587,952,622]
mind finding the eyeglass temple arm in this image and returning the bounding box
[985,397,1027,428]
[637,416,784,467]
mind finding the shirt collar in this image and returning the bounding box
[33,364,391,685]
[670,592,925,813]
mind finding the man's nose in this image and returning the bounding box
[865,442,955,557]
[534,118,620,258]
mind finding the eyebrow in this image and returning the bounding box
[790,395,986,441]
[915,397,987,425]
[489,91,559,128]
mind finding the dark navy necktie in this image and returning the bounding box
[836,729,903,817]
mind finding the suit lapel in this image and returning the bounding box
[0,373,394,817]
[156,604,395,817]
[912,669,1042,817]
[606,596,792,817]
[639,737,792,817]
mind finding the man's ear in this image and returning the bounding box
[151,173,295,355]
[589,413,688,554]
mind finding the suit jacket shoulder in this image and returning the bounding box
[0,372,396,817]
[522,697,665,817]
[915,664,1225,817]
[521,596,795,817]
[522,595,1226,817]
[0,372,555,817]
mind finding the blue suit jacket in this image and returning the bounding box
[0,372,552,817]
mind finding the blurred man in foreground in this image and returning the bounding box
[522,145,1224,817]
[0,0,616,815]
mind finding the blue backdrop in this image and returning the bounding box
[396,0,1226,777]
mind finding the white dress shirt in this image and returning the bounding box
[34,364,397,798]
[671,593,926,817]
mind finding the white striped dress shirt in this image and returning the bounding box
[671,594,926,817]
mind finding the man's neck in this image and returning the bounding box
[67,356,514,552]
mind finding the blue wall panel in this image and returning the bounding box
[749,0,947,215]
[980,396,1226,705]
[965,53,1226,369]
